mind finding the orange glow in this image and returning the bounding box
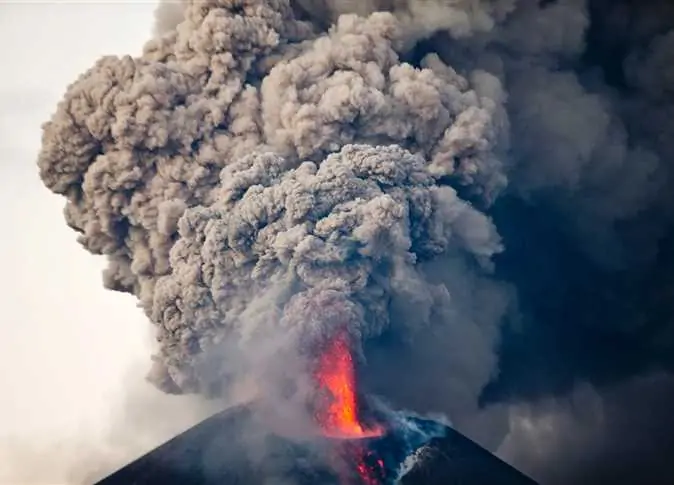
[314,330,385,484]
[356,451,386,485]
[314,331,382,438]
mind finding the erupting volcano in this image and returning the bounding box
[40,0,674,483]
[313,331,386,484]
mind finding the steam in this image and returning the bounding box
[37,0,674,483]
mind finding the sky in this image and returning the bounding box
[0,2,212,483]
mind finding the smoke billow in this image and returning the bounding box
[39,1,506,400]
[38,0,674,483]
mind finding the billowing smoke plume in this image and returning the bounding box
[38,0,674,483]
[39,2,507,400]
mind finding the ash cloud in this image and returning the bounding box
[39,1,506,407]
[38,0,674,483]
[499,373,674,485]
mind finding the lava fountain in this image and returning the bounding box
[313,330,386,484]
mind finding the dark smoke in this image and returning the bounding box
[38,0,674,484]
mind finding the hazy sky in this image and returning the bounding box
[0,2,213,483]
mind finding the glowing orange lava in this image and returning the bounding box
[314,331,382,438]
[314,330,385,484]
[356,450,386,485]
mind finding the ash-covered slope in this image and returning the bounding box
[398,431,539,485]
[93,404,335,485]
[93,403,537,485]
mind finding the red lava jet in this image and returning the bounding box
[313,330,386,484]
